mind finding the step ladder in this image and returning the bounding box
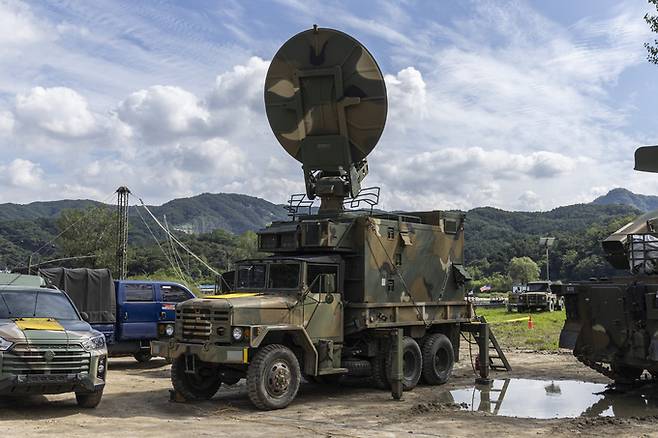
[481,316,512,372]
[461,316,511,381]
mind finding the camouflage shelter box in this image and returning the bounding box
[40,268,116,323]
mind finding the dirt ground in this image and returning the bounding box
[2,349,658,438]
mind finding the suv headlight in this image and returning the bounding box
[232,327,243,341]
[0,336,13,351]
[82,334,106,351]
[165,324,175,337]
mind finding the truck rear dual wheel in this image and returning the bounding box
[421,333,454,385]
[247,344,301,410]
[171,356,222,401]
[385,336,423,391]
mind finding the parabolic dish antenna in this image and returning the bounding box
[264,26,387,209]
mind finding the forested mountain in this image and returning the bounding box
[0,191,643,286]
[592,188,658,212]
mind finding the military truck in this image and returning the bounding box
[0,273,107,407]
[515,281,562,312]
[153,26,505,410]
[560,145,658,382]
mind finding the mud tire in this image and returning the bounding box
[171,355,222,401]
[247,344,301,410]
[134,350,152,363]
[75,389,103,408]
[370,349,390,390]
[421,333,454,385]
[386,336,422,391]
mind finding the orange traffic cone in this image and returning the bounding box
[527,315,534,329]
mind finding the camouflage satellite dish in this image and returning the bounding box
[265,26,387,209]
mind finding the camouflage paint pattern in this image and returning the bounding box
[560,145,658,379]
[0,317,107,394]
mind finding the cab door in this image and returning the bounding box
[303,264,343,342]
[158,283,195,321]
[117,282,159,340]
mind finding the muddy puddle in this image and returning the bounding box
[439,378,658,419]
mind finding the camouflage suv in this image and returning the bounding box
[0,278,107,407]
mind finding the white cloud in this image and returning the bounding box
[15,87,97,137]
[0,110,14,134]
[0,158,43,188]
[116,85,209,143]
[0,0,47,46]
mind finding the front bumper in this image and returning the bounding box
[152,340,249,364]
[0,372,104,395]
[0,347,107,396]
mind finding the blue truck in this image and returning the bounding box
[40,268,195,362]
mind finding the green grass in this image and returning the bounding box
[475,307,566,351]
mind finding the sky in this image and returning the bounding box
[0,0,657,212]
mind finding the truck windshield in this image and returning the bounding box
[0,290,80,320]
[237,264,266,289]
[527,283,549,292]
[267,263,300,289]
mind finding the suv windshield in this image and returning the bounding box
[237,264,266,289]
[0,290,80,320]
[527,283,549,292]
[267,263,300,289]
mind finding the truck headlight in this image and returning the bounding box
[232,327,243,341]
[82,334,106,351]
[0,336,13,351]
[165,324,175,337]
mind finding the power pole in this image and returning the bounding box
[116,186,130,280]
[539,237,556,281]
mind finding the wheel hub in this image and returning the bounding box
[267,361,291,396]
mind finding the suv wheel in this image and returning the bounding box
[247,344,301,410]
[75,389,103,408]
[171,355,222,400]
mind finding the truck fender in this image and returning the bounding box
[251,325,318,375]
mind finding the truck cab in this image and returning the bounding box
[99,280,195,362]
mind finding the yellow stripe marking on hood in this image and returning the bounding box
[14,318,65,331]
[205,292,259,299]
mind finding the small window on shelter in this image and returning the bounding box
[387,227,395,240]
[395,253,402,266]
[444,219,458,234]
[387,279,395,292]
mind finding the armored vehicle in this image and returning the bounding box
[560,145,658,382]
[153,26,505,410]
[0,274,107,407]
[515,281,562,313]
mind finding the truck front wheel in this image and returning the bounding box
[421,333,454,385]
[247,344,301,410]
[171,356,222,400]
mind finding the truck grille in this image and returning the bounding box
[2,343,90,375]
[178,307,231,342]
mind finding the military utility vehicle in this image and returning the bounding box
[154,26,505,410]
[0,273,107,407]
[515,281,562,312]
[560,145,658,382]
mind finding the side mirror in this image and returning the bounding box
[320,274,336,294]
[80,312,90,322]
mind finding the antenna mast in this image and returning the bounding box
[116,186,130,279]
